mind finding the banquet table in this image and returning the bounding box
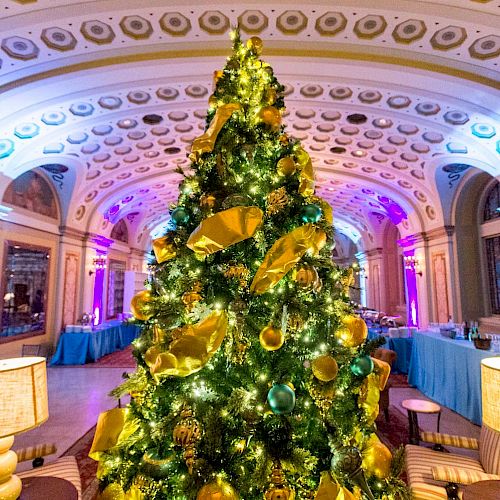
[50,322,141,365]
[408,331,498,425]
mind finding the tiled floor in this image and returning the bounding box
[12,366,482,472]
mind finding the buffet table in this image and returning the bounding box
[408,331,498,425]
[50,322,141,365]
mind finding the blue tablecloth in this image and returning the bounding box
[367,329,413,374]
[408,331,499,425]
[50,323,141,365]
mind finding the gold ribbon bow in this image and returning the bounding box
[358,357,391,424]
[89,408,139,462]
[144,311,228,378]
[189,103,242,162]
[152,235,176,263]
[250,224,327,295]
[315,471,359,500]
[295,146,315,197]
[187,206,263,257]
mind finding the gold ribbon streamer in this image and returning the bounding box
[145,311,228,378]
[295,146,315,197]
[152,235,176,263]
[187,206,263,256]
[358,357,390,424]
[250,224,327,295]
[315,471,359,500]
[189,103,242,162]
[89,408,139,461]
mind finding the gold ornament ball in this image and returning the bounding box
[130,290,153,321]
[259,325,285,351]
[246,36,263,55]
[98,483,125,500]
[362,440,392,479]
[258,106,282,131]
[277,157,296,176]
[312,355,339,382]
[197,479,238,500]
[293,264,321,292]
[266,88,277,105]
[208,94,218,108]
[336,315,368,347]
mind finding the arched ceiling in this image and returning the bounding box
[0,0,498,251]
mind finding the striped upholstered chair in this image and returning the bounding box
[15,443,82,499]
[405,423,500,499]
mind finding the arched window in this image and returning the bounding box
[483,181,500,222]
[2,171,58,220]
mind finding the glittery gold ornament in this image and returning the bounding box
[258,106,281,131]
[279,134,289,146]
[264,461,295,500]
[277,156,296,176]
[182,291,202,311]
[224,264,250,287]
[197,478,238,500]
[266,88,277,105]
[173,408,202,474]
[200,194,217,209]
[312,355,339,382]
[259,324,285,351]
[292,264,322,292]
[130,290,153,321]
[335,316,367,347]
[246,36,263,55]
[287,313,304,333]
[266,187,289,215]
[361,434,392,479]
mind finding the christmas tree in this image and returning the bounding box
[90,31,408,500]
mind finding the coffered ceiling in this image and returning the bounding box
[0,0,498,251]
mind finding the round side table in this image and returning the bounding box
[20,476,78,500]
[402,398,441,446]
[463,480,500,500]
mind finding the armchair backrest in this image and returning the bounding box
[372,348,397,368]
[479,423,500,475]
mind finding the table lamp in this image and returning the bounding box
[481,357,500,431]
[0,357,48,500]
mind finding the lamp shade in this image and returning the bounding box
[481,357,500,432]
[0,357,48,438]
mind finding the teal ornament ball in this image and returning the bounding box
[171,207,189,225]
[350,355,374,377]
[301,204,322,223]
[267,384,296,415]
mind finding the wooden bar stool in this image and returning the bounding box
[402,399,442,448]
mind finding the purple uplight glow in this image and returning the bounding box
[92,254,106,326]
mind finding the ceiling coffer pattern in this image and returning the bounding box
[0,0,498,250]
[0,5,499,80]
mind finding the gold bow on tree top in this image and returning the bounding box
[250,224,327,295]
[189,103,242,162]
[144,311,228,379]
[187,206,263,257]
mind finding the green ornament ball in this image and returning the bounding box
[350,355,374,377]
[331,446,362,475]
[171,207,189,225]
[267,384,296,415]
[301,204,322,223]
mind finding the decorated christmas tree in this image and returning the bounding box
[90,31,408,500]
